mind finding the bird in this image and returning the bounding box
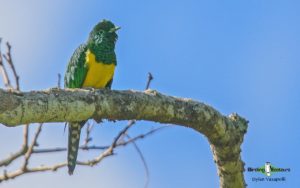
[64,19,120,175]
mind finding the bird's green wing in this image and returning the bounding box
[64,44,88,88]
[64,44,88,174]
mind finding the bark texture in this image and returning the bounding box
[0,88,248,188]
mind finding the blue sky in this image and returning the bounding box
[0,0,300,187]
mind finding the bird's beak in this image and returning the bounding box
[109,26,121,33]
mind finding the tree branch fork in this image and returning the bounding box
[0,88,248,187]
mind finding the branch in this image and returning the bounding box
[0,88,248,187]
[0,88,243,130]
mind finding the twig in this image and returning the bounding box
[83,122,93,148]
[0,39,12,89]
[117,126,167,147]
[145,72,153,90]
[23,125,29,149]
[0,148,26,167]
[32,145,108,154]
[3,42,19,90]
[57,73,61,89]
[125,133,149,188]
[0,163,67,182]
[22,124,43,171]
[0,123,31,167]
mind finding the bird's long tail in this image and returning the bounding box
[67,121,86,175]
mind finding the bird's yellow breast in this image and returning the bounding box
[82,50,115,88]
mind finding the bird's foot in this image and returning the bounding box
[107,119,117,123]
[93,118,103,124]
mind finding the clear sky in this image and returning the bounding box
[0,0,299,187]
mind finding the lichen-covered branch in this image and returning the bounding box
[0,88,248,187]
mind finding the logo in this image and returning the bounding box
[265,162,271,176]
[247,162,291,182]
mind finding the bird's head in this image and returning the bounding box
[88,19,120,45]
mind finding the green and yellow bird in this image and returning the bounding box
[64,20,120,175]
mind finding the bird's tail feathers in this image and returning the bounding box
[67,121,85,175]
